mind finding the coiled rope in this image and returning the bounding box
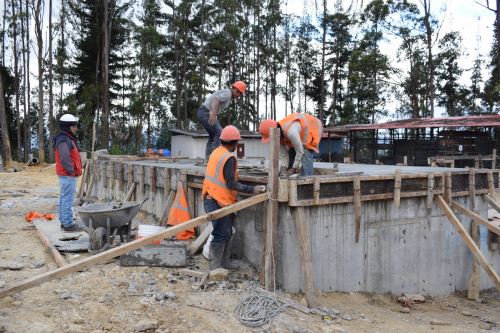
[233,292,286,327]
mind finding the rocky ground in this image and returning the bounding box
[0,165,500,333]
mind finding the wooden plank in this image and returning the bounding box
[35,228,67,268]
[294,207,321,307]
[151,166,157,194]
[427,173,434,209]
[179,269,205,279]
[187,224,213,256]
[159,191,176,226]
[488,171,495,195]
[468,168,480,300]
[394,169,401,208]
[77,161,90,199]
[187,187,195,219]
[265,126,279,291]
[435,195,500,293]
[353,177,361,243]
[118,163,124,192]
[485,194,500,214]
[138,166,145,201]
[313,177,320,205]
[493,149,497,169]
[451,201,500,236]
[0,192,269,299]
[163,168,171,197]
[124,183,136,202]
[445,172,452,204]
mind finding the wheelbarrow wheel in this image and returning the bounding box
[89,227,107,252]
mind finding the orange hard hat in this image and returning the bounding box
[220,125,241,142]
[258,119,278,143]
[232,81,246,94]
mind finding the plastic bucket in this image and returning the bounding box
[138,224,166,245]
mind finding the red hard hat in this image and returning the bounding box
[220,125,241,141]
[258,119,278,143]
[232,81,246,94]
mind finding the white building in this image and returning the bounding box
[169,129,268,160]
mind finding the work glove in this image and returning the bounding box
[253,185,266,194]
[286,168,298,177]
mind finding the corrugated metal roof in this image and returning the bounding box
[324,115,500,132]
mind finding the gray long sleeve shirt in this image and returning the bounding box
[223,156,254,193]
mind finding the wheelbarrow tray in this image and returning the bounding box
[78,201,142,229]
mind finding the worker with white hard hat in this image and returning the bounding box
[53,114,84,232]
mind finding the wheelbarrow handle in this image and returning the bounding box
[140,197,149,208]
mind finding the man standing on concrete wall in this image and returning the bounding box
[53,114,84,232]
[259,113,323,176]
[196,81,246,160]
[202,125,266,280]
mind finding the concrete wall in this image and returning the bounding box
[231,196,500,295]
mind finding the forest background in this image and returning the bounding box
[0,0,499,165]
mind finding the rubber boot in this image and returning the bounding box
[209,242,228,281]
[222,235,239,270]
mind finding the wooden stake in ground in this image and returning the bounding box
[265,126,280,291]
[467,168,480,300]
[435,195,500,292]
[294,206,321,307]
[0,192,268,299]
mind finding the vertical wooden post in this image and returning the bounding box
[353,177,361,243]
[394,169,401,208]
[164,168,171,198]
[313,177,320,205]
[468,167,480,300]
[445,172,452,204]
[488,171,495,195]
[427,173,434,209]
[151,166,157,194]
[109,161,115,199]
[118,163,124,193]
[493,149,497,169]
[294,206,321,307]
[265,127,280,291]
[403,155,408,166]
[138,166,145,202]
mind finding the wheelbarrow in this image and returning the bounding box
[78,198,148,253]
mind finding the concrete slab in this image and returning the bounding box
[33,220,89,252]
[120,241,188,267]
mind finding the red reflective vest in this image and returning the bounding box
[278,113,322,152]
[202,146,238,207]
[54,132,82,177]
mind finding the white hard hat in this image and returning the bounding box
[59,114,79,123]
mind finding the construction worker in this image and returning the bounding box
[53,114,84,232]
[259,113,323,176]
[202,125,266,278]
[196,81,246,159]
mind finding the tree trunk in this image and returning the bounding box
[47,0,54,161]
[0,70,12,167]
[99,0,111,149]
[2,0,6,65]
[497,0,500,81]
[422,0,435,117]
[11,0,22,161]
[58,0,65,115]
[20,0,27,161]
[319,0,327,124]
[34,0,45,162]
[25,0,31,158]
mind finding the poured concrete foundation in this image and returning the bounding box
[85,156,500,295]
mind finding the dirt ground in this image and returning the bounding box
[0,165,500,333]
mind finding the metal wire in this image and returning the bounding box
[233,293,286,327]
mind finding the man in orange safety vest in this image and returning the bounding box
[202,125,266,277]
[259,112,323,176]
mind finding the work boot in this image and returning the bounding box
[62,223,84,232]
[222,236,239,270]
[208,242,228,280]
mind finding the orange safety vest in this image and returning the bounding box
[278,113,322,153]
[167,182,195,240]
[202,146,238,207]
